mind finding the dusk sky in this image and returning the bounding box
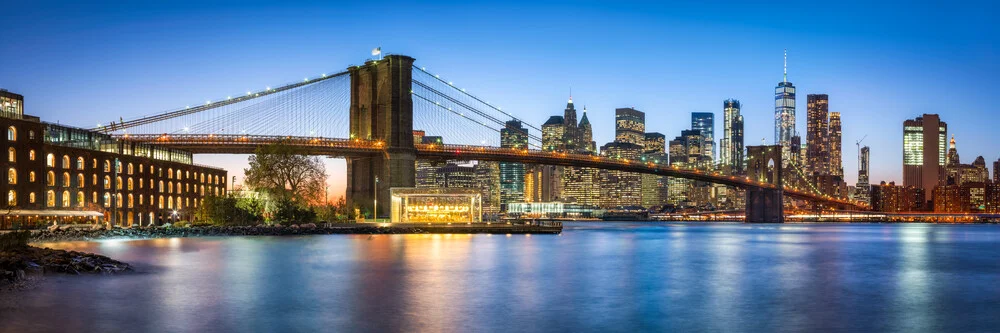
[1,1,997,199]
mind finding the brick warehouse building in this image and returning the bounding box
[0,89,227,229]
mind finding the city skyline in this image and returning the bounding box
[1,1,997,198]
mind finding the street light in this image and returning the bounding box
[373,175,379,222]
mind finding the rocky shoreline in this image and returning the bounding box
[27,223,560,243]
[1,246,132,290]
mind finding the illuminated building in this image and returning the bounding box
[806,94,830,176]
[562,96,580,152]
[994,158,1000,183]
[986,183,1000,213]
[720,99,744,173]
[903,114,947,204]
[0,90,227,229]
[933,185,970,213]
[829,112,843,177]
[871,181,924,212]
[643,133,665,154]
[667,129,708,206]
[578,107,596,153]
[615,107,645,146]
[413,131,444,188]
[775,50,796,165]
[853,146,871,205]
[542,116,566,152]
[944,137,989,187]
[598,141,642,208]
[640,133,667,208]
[433,163,475,188]
[473,161,501,216]
[390,188,481,223]
[691,112,715,162]
[499,120,528,208]
[505,201,599,218]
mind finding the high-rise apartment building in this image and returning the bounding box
[854,146,871,204]
[691,112,715,162]
[829,112,843,177]
[542,116,566,152]
[598,142,643,207]
[615,108,645,146]
[720,99,744,173]
[806,94,830,176]
[775,50,796,165]
[903,114,947,203]
[994,158,1000,183]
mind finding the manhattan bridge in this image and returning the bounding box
[93,55,866,223]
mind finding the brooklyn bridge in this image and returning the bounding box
[94,55,867,223]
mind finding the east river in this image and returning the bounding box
[2,222,998,332]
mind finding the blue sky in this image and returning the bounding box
[1,0,997,197]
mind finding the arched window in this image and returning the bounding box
[92,174,97,185]
[185,171,190,179]
[176,170,181,179]
[76,157,85,170]
[29,192,35,203]
[62,172,70,187]
[103,193,110,207]
[168,196,173,209]
[128,194,134,208]
[62,190,70,207]
[139,164,144,173]
[62,155,70,169]
[46,171,55,186]
[7,190,16,206]
[7,147,14,162]
[116,193,122,208]
[46,154,55,167]
[168,182,173,193]
[127,178,133,190]
[28,130,34,140]
[128,163,133,175]
[104,175,111,189]
[92,192,97,203]
[103,160,111,172]
[116,176,122,190]
[158,196,164,209]
[77,192,85,207]
[46,190,55,207]
[7,126,16,141]
[29,150,35,161]
[7,168,15,184]
[77,174,84,188]
[139,194,144,205]
[92,158,97,169]
[159,181,164,193]
[201,185,205,196]
[29,171,35,182]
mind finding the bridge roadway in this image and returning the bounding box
[117,134,865,209]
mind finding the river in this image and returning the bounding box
[2,222,998,332]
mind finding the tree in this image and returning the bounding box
[195,195,264,226]
[244,142,327,205]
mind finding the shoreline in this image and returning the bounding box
[1,245,133,291]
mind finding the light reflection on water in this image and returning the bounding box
[3,223,999,332]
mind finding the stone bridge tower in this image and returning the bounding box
[745,145,784,223]
[346,55,416,218]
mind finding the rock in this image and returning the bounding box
[47,223,59,232]
[301,223,317,229]
[272,223,282,228]
[161,223,172,228]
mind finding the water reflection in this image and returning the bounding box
[3,223,998,332]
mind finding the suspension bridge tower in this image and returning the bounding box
[745,145,784,223]
[346,55,417,218]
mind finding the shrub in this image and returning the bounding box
[0,231,30,251]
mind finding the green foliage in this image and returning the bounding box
[315,196,351,222]
[271,198,316,225]
[243,142,327,205]
[0,231,30,251]
[195,195,264,226]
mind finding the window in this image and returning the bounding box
[139,194,144,205]
[7,147,14,162]
[128,194,133,208]
[168,168,173,179]
[77,174,84,188]
[7,126,16,141]
[29,192,35,204]
[62,190,70,207]
[168,182,173,194]
[104,175,111,189]
[62,172,70,187]
[7,190,16,206]
[29,150,35,161]
[176,170,181,179]
[128,163,133,175]
[92,158,97,169]
[127,178,133,190]
[116,194,122,208]
[28,130,34,140]
[139,164,144,173]
[29,171,35,182]
[168,196,173,209]
[104,160,111,172]
[76,157,85,170]
[92,192,97,203]
[116,176,122,190]
[92,174,97,185]
[7,168,15,184]
[47,171,55,186]
[46,190,55,207]
[103,193,110,207]
[77,192,84,207]
[62,155,70,169]
[158,196,164,209]
[46,154,55,168]
[159,181,164,193]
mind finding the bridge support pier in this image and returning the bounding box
[745,187,784,223]
[346,55,416,219]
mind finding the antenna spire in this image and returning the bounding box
[783,49,788,82]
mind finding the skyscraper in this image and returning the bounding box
[563,96,579,152]
[578,107,596,153]
[615,107,645,146]
[775,50,796,165]
[806,94,830,176]
[829,112,843,177]
[500,120,529,207]
[903,114,948,204]
[541,116,566,152]
[994,158,1000,183]
[854,146,871,204]
[563,106,599,206]
[599,141,643,207]
[691,112,715,162]
[720,99,744,173]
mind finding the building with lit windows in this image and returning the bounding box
[505,201,599,218]
[903,114,947,204]
[390,188,482,223]
[829,112,843,177]
[775,50,796,165]
[499,120,528,208]
[0,90,227,229]
[614,108,645,146]
[598,141,642,208]
[691,112,715,162]
[413,131,445,188]
[853,146,871,205]
[720,99,744,174]
[805,94,830,176]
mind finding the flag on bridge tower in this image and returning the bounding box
[371,47,382,60]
